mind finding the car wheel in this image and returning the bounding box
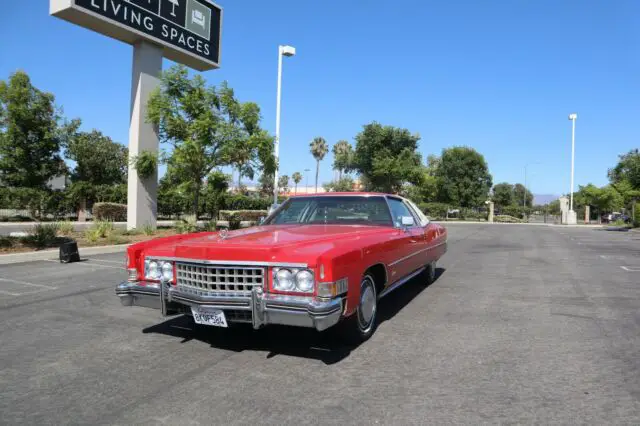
[339,274,378,344]
[422,260,436,285]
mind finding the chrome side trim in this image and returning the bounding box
[378,267,426,299]
[151,257,308,268]
[388,241,447,267]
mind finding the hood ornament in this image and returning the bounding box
[218,228,229,240]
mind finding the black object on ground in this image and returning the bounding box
[59,240,80,263]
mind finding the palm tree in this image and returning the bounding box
[278,175,290,194]
[332,140,352,180]
[292,172,302,194]
[310,137,329,193]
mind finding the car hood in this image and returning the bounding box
[145,224,394,266]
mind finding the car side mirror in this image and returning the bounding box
[401,216,414,227]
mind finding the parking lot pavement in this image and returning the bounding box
[1,225,639,424]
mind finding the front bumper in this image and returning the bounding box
[115,281,343,332]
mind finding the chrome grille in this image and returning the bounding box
[176,263,264,296]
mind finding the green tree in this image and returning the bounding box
[547,199,561,215]
[332,140,353,179]
[402,166,437,203]
[278,175,289,194]
[310,137,329,192]
[352,122,423,193]
[0,71,66,188]
[324,176,355,192]
[513,183,534,207]
[435,146,493,208]
[575,184,623,220]
[492,183,514,208]
[258,173,274,198]
[291,171,302,194]
[147,65,272,216]
[222,98,275,191]
[64,128,128,185]
[202,170,230,219]
[609,149,640,190]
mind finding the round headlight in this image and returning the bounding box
[147,261,159,279]
[161,262,173,281]
[295,270,314,292]
[275,269,294,291]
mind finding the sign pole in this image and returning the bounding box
[127,41,163,230]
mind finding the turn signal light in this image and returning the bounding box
[317,278,348,298]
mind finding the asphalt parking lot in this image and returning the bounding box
[1,224,639,425]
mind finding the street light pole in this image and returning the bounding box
[524,165,527,208]
[272,45,296,209]
[568,113,577,212]
[304,168,310,193]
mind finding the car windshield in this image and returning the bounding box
[264,196,393,226]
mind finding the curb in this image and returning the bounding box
[0,244,129,265]
[433,221,604,228]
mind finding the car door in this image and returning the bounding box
[405,198,439,265]
[386,197,426,281]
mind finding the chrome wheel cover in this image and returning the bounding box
[358,277,377,332]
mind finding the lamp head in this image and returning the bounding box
[280,45,296,57]
[568,113,577,120]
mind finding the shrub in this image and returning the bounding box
[495,215,523,223]
[0,236,14,248]
[24,223,60,249]
[228,213,242,230]
[460,208,487,221]
[218,210,268,221]
[85,228,100,243]
[57,221,75,236]
[634,203,640,228]
[225,195,271,211]
[87,220,114,239]
[419,202,449,219]
[93,202,127,221]
[174,218,198,234]
[8,215,33,222]
[201,220,217,232]
[142,223,155,236]
[500,205,532,219]
[130,150,158,179]
[0,216,8,222]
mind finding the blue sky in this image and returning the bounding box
[1,0,639,195]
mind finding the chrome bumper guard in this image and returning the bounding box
[116,281,343,332]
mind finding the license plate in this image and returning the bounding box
[191,306,228,328]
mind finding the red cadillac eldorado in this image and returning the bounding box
[116,193,447,342]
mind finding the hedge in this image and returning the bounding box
[93,202,127,221]
[225,195,272,211]
[418,202,450,219]
[218,210,268,221]
[499,205,532,218]
[495,214,523,223]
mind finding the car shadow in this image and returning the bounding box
[142,267,446,365]
[595,226,631,232]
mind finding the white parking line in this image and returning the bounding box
[86,258,124,265]
[42,259,123,270]
[0,277,57,290]
[620,266,640,272]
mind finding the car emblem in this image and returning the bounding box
[219,228,229,240]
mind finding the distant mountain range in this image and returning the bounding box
[533,194,560,205]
